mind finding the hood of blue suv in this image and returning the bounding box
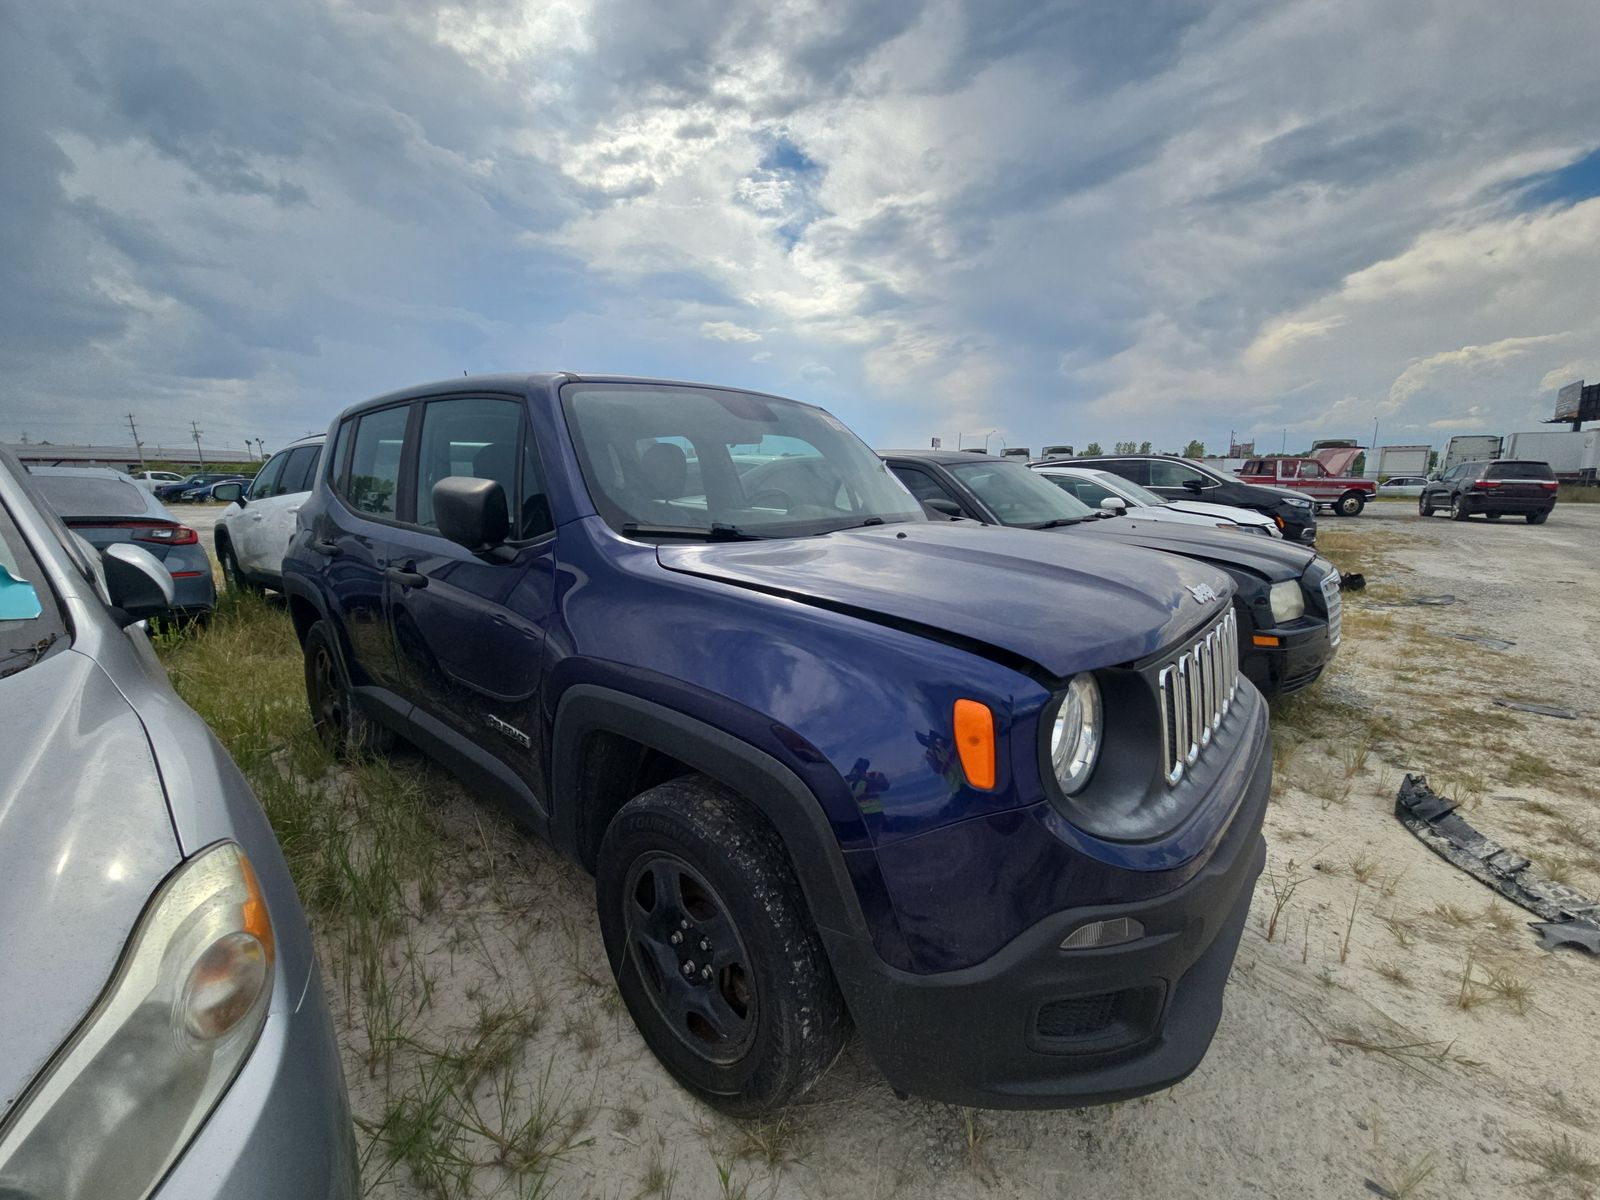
[656,520,1231,677]
[0,648,181,1122]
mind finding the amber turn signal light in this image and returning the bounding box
[953,699,997,790]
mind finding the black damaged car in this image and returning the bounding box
[884,450,1342,696]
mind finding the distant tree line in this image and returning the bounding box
[1079,440,1207,458]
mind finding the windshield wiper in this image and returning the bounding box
[1031,517,1086,529]
[620,522,765,542]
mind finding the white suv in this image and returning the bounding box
[213,434,323,591]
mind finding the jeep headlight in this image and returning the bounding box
[1269,579,1306,623]
[1048,674,1103,795]
[0,842,275,1200]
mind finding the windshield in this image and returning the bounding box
[1,501,68,679]
[31,474,150,519]
[562,383,925,538]
[950,460,1093,526]
[1087,470,1166,507]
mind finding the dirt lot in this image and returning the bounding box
[161,504,1600,1200]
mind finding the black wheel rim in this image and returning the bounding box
[309,644,346,746]
[622,853,757,1065]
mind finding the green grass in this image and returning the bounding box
[1557,484,1600,503]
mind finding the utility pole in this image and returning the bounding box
[190,421,205,469]
[1281,428,1287,454]
[126,413,147,472]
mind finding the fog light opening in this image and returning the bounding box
[1059,916,1145,951]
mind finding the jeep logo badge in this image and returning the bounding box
[486,713,532,749]
[1187,583,1218,604]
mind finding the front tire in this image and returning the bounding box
[216,538,256,594]
[1335,491,1365,517]
[303,620,395,758]
[1418,494,1432,517]
[1450,495,1470,521]
[596,776,848,1116]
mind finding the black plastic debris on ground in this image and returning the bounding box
[1394,774,1600,957]
[1340,572,1366,592]
[1492,698,1579,720]
[1447,633,1515,651]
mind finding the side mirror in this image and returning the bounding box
[434,476,510,553]
[212,482,245,505]
[1182,479,1205,494]
[924,498,962,518]
[102,543,175,626]
[1099,497,1127,513]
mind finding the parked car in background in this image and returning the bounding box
[282,373,1270,1113]
[0,448,358,1200]
[1420,459,1559,524]
[155,472,247,502]
[886,451,1340,696]
[1376,476,1428,498]
[130,469,186,492]
[1070,453,1319,544]
[213,435,324,592]
[179,476,251,503]
[1236,449,1375,516]
[27,467,216,621]
[1032,464,1280,537]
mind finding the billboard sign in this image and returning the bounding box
[930,436,942,449]
[1556,381,1583,422]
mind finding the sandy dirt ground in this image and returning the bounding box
[256,502,1600,1200]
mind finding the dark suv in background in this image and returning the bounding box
[883,450,1340,696]
[1420,459,1558,523]
[282,373,1271,1114]
[1072,454,1318,544]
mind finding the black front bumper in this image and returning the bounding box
[823,708,1271,1109]
[1240,617,1334,696]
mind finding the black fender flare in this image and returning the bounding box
[550,684,872,943]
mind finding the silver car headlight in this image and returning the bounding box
[1269,579,1306,623]
[0,842,275,1200]
[1049,673,1103,795]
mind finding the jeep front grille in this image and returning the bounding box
[1157,608,1238,786]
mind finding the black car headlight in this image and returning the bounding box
[1048,674,1103,795]
[0,842,275,1200]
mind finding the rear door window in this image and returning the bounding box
[276,445,321,495]
[343,406,410,518]
[1484,461,1553,480]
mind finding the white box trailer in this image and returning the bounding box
[1442,435,1503,472]
[1503,429,1600,480]
[1374,445,1431,478]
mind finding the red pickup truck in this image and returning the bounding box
[1236,448,1376,516]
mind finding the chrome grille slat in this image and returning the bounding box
[1155,608,1238,786]
[1321,571,1342,648]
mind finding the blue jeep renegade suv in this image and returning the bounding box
[282,374,1271,1114]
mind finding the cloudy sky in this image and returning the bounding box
[4,0,1599,458]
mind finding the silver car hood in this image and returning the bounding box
[1164,499,1274,527]
[0,648,179,1118]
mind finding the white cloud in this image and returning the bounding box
[700,320,761,343]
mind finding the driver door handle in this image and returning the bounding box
[385,566,428,590]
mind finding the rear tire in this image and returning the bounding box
[596,776,849,1116]
[1526,511,1549,525]
[1418,495,1432,517]
[1335,491,1365,517]
[1450,495,1470,521]
[303,620,395,758]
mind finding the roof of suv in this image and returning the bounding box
[336,373,807,422]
